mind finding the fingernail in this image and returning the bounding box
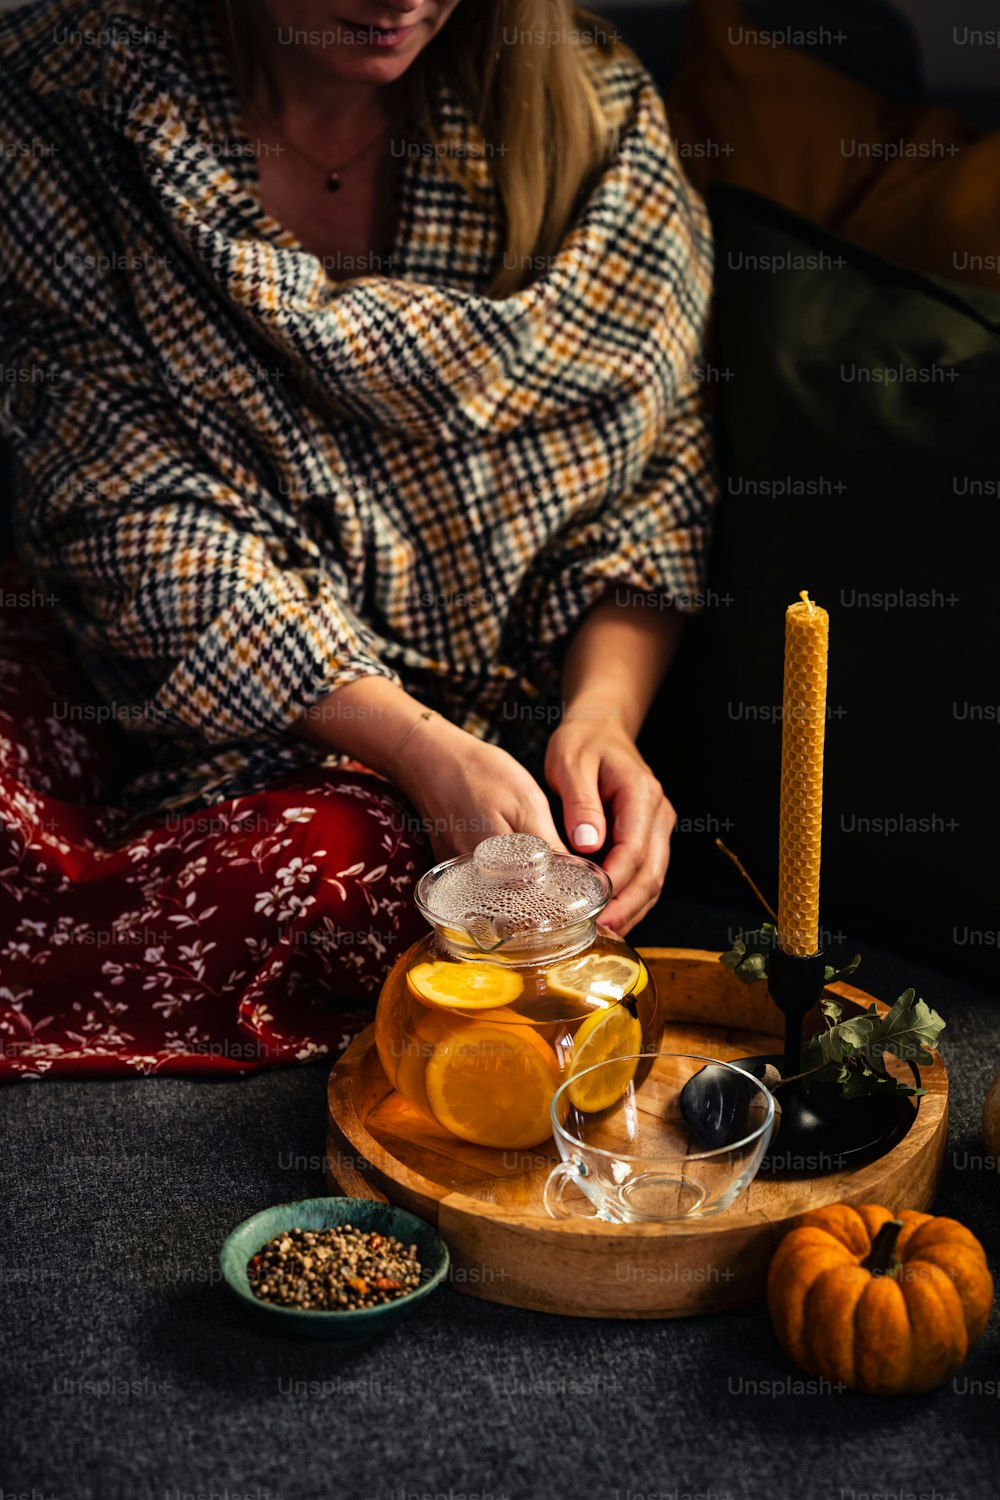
[572,823,600,849]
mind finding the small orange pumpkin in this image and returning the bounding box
[768,1202,994,1395]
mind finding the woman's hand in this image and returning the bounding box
[298,677,565,862]
[544,716,676,935]
[547,592,685,933]
[394,714,567,862]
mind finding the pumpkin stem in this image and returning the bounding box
[861,1219,904,1276]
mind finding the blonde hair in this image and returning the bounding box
[416,3,621,297]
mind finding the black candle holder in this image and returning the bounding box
[736,944,912,1175]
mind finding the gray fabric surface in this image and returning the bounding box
[2,901,997,1500]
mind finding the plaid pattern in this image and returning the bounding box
[0,0,717,813]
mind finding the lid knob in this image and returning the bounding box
[471,833,552,886]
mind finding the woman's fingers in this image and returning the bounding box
[602,779,675,933]
[544,737,607,853]
[523,790,571,855]
[405,731,569,860]
[609,796,675,932]
[543,726,676,930]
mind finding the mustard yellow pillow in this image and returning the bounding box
[665,0,997,291]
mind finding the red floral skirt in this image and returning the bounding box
[0,570,428,1081]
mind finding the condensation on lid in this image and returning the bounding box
[418,833,609,936]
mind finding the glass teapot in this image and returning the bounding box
[374,833,661,1152]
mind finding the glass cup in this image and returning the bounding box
[543,1052,775,1224]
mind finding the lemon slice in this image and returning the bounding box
[566,1004,642,1112]
[424,1021,560,1149]
[546,952,643,1006]
[407,960,524,1011]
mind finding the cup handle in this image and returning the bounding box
[543,1157,589,1219]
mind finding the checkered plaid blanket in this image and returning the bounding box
[0,0,716,812]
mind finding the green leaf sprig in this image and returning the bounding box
[720,924,945,1101]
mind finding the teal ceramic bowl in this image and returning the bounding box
[220,1197,449,1342]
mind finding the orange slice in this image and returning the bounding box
[424,1021,560,1149]
[566,1003,641,1112]
[395,1010,454,1124]
[407,960,523,1011]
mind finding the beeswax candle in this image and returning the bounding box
[777,591,829,957]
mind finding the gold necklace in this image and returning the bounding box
[246,97,391,192]
[223,0,394,192]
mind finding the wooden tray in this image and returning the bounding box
[325,947,948,1318]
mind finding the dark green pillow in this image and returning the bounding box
[647,186,1000,989]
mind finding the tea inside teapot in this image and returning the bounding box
[373,835,662,1151]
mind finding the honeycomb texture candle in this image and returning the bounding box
[777,592,829,957]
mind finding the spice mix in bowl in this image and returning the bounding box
[220,1197,449,1341]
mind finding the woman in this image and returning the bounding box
[0,0,715,1077]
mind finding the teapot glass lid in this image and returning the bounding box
[415,833,611,954]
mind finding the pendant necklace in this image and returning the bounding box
[223,0,393,192]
